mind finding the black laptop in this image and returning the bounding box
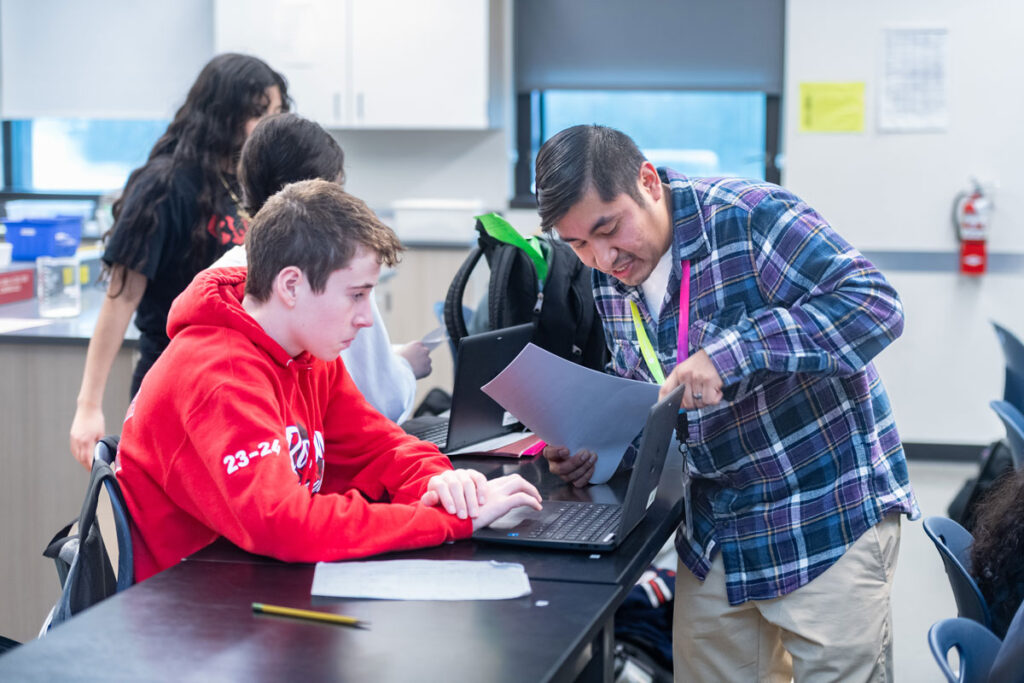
[473,383,684,551]
[402,323,534,453]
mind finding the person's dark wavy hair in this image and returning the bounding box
[237,112,345,216]
[105,53,289,293]
[971,468,1024,637]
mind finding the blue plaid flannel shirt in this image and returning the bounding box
[596,169,920,605]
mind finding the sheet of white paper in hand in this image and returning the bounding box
[311,560,531,600]
[482,343,661,483]
[420,326,447,351]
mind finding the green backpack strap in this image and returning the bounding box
[475,212,549,284]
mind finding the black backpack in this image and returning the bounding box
[947,439,1015,532]
[444,215,607,371]
[41,436,133,633]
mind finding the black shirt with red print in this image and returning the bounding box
[104,159,247,392]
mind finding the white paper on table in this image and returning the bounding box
[446,430,531,455]
[482,343,660,484]
[311,560,531,600]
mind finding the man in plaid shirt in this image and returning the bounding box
[536,125,919,682]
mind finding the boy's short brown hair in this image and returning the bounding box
[244,179,402,302]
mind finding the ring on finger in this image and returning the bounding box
[692,392,703,401]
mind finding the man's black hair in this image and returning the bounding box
[535,125,648,232]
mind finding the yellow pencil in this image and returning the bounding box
[251,602,370,629]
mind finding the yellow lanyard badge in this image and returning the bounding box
[629,260,691,384]
[629,300,666,384]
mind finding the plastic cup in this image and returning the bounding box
[36,255,81,318]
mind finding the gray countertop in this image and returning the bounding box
[0,285,139,346]
[0,239,462,346]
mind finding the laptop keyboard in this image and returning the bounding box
[404,419,449,448]
[524,502,622,542]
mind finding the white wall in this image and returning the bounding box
[0,0,214,118]
[784,0,1024,444]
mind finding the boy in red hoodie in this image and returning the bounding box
[116,179,542,581]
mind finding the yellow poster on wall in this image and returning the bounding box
[799,82,865,133]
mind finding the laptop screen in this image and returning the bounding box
[446,323,534,451]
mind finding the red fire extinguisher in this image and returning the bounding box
[953,181,991,276]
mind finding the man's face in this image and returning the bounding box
[553,167,670,287]
[292,245,379,361]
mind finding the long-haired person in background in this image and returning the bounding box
[971,468,1024,638]
[69,53,289,468]
[210,112,433,422]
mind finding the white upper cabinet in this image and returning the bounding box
[348,0,489,129]
[214,0,349,127]
[214,0,490,129]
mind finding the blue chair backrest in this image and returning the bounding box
[989,600,1024,683]
[992,322,1024,414]
[922,517,993,628]
[928,617,1002,683]
[989,400,1024,470]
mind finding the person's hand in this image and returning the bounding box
[421,468,489,519]
[70,403,105,470]
[660,349,724,410]
[396,341,433,379]
[542,445,596,488]
[471,474,543,531]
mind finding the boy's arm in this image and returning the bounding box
[165,376,472,563]
[319,360,455,505]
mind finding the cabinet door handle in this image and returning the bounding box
[356,92,364,121]
[333,92,342,122]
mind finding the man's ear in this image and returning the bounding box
[272,266,303,308]
[638,161,662,201]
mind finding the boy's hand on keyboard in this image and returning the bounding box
[421,468,490,519]
[542,446,596,488]
[471,475,543,531]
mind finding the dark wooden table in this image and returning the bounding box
[0,560,622,682]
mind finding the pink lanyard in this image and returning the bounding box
[677,260,690,364]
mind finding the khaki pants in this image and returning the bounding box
[673,514,901,683]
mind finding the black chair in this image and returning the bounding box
[922,517,993,629]
[40,436,133,633]
[928,617,1002,683]
[989,400,1024,469]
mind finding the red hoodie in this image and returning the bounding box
[116,267,472,581]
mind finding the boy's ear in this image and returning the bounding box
[272,266,303,308]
